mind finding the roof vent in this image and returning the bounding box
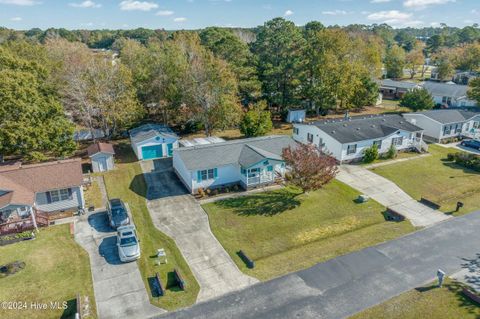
[382,119,386,122]
[332,130,336,134]
[343,124,347,127]
[399,121,403,124]
[371,125,375,128]
[356,127,360,130]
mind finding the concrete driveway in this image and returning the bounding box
[156,210,480,319]
[337,165,450,227]
[141,159,258,302]
[75,211,163,319]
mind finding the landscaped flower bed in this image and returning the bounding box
[0,231,35,246]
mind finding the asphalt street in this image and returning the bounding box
[155,210,480,319]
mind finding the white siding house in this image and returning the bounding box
[129,124,179,161]
[423,82,477,107]
[173,136,295,194]
[293,114,425,163]
[403,109,480,142]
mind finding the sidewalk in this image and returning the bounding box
[337,165,451,227]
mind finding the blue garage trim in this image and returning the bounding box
[142,145,163,160]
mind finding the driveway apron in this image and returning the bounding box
[140,159,258,302]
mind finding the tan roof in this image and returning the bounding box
[87,142,115,156]
[0,159,83,208]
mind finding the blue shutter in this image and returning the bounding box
[267,165,273,172]
[197,171,202,182]
[213,168,218,178]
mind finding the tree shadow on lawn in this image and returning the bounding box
[442,162,480,176]
[215,189,301,216]
[446,281,480,313]
[114,141,138,164]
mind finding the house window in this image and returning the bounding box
[49,188,71,202]
[248,168,260,178]
[307,133,314,143]
[267,165,273,172]
[200,169,215,181]
[443,125,451,135]
[293,127,299,135]
[373,140,382,149]
[347,144,357,155]
[392,137,404,146]
[455,124,462,133]
[474,122,479,129]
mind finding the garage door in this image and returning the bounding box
[141,145,163,160]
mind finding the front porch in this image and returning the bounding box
[240,160,285,189]
[0,209,51,236]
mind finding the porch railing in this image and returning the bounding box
[247,173,274,186]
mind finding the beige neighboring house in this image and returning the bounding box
[0,159,85,235]
[88,142,115,173]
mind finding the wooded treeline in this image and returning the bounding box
[0,20,479,160]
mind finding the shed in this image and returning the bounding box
[87,142,115,172]
[286,109,306,123]
[129,124,179,161]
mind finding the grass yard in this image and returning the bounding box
[0,225,96,319]
[102,155,199,310]
[203,180,415,281]
[350,279,480,319]
[83,179,104,209]
[371,145,480,215]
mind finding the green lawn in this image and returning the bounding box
[203,180,415,280]
[102,159,199,310]
[350,279,480,319]
[371,145,480,215]
[0,225,97,319]
[83,179,104,209]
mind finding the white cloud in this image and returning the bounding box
[322,10,348,15]
[156,10,174,16]
[371,0,391,3]
[119,0,158,11]
[69,1,101,8]
[403,0,455,10]
[173,17,187,22]
[367,10,423,27]
[0,0,39,5]
[10,16,22,21]
[284,9,293,16]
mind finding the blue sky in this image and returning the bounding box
[0,0,478,30]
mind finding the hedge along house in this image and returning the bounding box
[173,135,297,194]
[87,142,115,173]
[129,124,179,161]
[0,159,85,235]
[293,114,426,163]
[403,109,480,142]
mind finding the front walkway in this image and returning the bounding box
[141,159,258,302]
[337,165,451,227]
[75,211,163,319]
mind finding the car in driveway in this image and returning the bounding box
[107,198,130,229]
[117,225,140,262]
[460,139,480,151]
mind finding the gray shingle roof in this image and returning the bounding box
[380,79,420,90]
[410,109,480,124]
[129,124,178,144]
[306,114,423,144]
[422,82,469,99]
[175,135,297,170]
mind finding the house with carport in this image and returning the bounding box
[173,135,297,194]
[293,114,425,163]
[129,124,179,161]
[403,109,480,142]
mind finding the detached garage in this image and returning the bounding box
[129,124,179,161]
[87,142,115,172]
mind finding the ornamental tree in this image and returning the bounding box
[282,144,338,193]
[400,88,435,111]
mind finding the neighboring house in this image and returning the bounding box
[293,114,425,163]
[173,135,297,194]
[453,71,478,85]
[422,81,477,108]
[73,128,106,142]
[87,142,115,172]
[403,109,480,142]
[129,124,179,161]
[0,159,85,235]
[378,79,420,100]
[286,109,306,123]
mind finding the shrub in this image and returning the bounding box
[363,145,379,163]
[386,144,398,159]
[197,187,205,198]
[449,152,480,171]
[447,153,455,161]
[232,185,239,192]
[212,189,219,196]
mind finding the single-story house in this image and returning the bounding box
[0,159,85,235]
[129,124,179,161]
[422,81,477,108]
[378,79,421,100]
[403,109,480,142]
[87,142,115,172]
[453,71,478,85]
[286,109,306,123]
[173,135,297,194]
[293,114,425,163]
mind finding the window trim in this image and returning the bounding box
[347,144,357,155]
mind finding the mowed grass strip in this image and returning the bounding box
[0,225,97,319]
[103,160,199,310]
[370,144,480,215]
[203,180,415,280]
[350,279,480,319]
